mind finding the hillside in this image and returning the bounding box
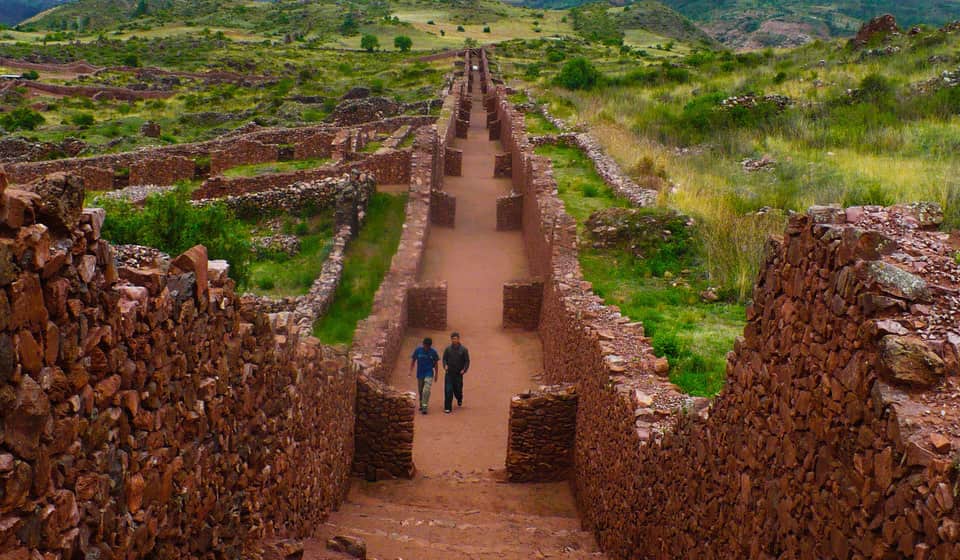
[661,0,960,48]
[567,1,714,46]
[0,0,68,26]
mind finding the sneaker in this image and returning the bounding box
[421,409,427,415]
[443,409,452,414]
[457,400,463,407]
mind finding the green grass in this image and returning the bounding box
[360,140,383,153]
[222,157,332,178]
[525,111,560,135]
[313,192,407,344]
[244,212,336,298]
[539,141,742,396]
[534,143,628,226]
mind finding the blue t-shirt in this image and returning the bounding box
[412,346,439,379]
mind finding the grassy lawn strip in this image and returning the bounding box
[535,143,627,226]
[538,142,742,397]
[313,193,407,344]
[525,111,560,136]
[245,212,336,298]
[223,157,332,178]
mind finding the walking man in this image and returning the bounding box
[442,332,470,413]
[410,337,439,414]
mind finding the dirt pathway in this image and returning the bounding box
[307,73,603,559]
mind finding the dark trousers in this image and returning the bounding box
[444,371,464,410]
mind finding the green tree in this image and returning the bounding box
[555,57,600,90]
[132,0,148,18]
[361,34,379,52]
[394,35,412,52]
[0,107,45,131]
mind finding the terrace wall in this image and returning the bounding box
[0,175,356,559]
[491,73,960,558]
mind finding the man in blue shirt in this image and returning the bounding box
[410,337,439,414]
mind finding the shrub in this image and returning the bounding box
[773,71,787,84]
[122,53,139,67]
[394,35,412,52]
[361,34,379,52]
[555,57,600,90]
[483,26,490,33]
[0,107,45,131]
[427,20,434,25]
[99,185,252,283]
[546,49,565,63]
[20,70,39,80]
[457,25,465,32]
[70,112,95,127]
[581,184,599,197]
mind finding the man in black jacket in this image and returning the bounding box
[441,332,470,413]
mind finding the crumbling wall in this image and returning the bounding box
[0,174,356,559]
[506,384,577,482]
[490,74,960,558]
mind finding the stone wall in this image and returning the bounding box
[128,155,196,187]
[502,281,543,330]
[489,72,960,558]
[4,116,433,187]
[494,152,511,178]
[193,149,411,200]
[444,147,462,176]
[529,132,657,207]
[407,282,448,330]
[3,79,173,101]
[353,375,416,480]
[506,384,577,482]
[0,177,356,559]
[430,190,456,228]
[349,125,441,479]
[496,192,523,231]
[193,173,364,220]
[210,139,280,175]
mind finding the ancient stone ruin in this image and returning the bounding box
[2,47,960,560]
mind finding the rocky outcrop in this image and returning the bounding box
[854,14,901,47]
[328,97,400,126]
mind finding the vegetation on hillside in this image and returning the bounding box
[499,29,960,300]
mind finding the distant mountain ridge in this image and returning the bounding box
[510,0,960,48]
[0,0,71,26]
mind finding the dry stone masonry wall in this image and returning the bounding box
[0,171,356,559]
[506,384,578,483]
[488,69,960,558]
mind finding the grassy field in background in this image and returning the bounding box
[313,193,407,345]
